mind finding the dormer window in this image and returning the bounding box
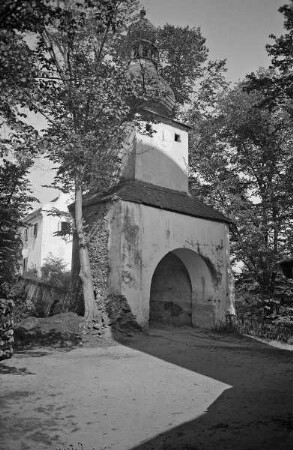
[174,133,181,142]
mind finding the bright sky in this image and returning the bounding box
[142,0,285,81]
[29,0,286,205]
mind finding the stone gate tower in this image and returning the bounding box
[74,10,235,328]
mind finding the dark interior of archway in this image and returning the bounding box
[150,252,192,326]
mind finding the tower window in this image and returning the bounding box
[174,133,181,142]
[23,257,28,272]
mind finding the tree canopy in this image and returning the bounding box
[187,1,293,297]
[0,160,35,296]
[244,1,293,116]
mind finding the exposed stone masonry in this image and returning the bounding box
[0,298,14,360]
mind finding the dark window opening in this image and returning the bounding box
[61,221,71,234]
[23,258,28,272]
[174,133,181,142]
[33,223,38,237]
[145,123,153,133]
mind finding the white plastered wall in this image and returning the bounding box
[108,200,233,328]
[21,193,73,275]
[120,121,189,193]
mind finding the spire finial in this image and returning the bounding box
[140,8,146,18]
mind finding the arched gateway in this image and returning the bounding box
[150,252,192,325]
[149,249,215,327]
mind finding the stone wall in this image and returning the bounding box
[85,202,111,306]
[0,299,14,360]
[19,277,71,317]
[76,200,142,331]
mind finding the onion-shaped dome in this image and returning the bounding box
[127,9,159,66]
[128,59,176,117]
[128,8,157,44]
[127,9,175,117]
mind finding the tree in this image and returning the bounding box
[0,0,63,149]
[245,1,293,116]
[267,1,292,76]
[189,79,293,296]
[0,0,56,296]
[188,1,293,298]
[0,160,35,296]
[41,253,69,288]
[1,0,142,322]
[156,24,208,105]
[29,0,143,324]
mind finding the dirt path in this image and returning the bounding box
[0,325,292,450]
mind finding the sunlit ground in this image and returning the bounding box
[0,343,230,450]
[1,325,291,450]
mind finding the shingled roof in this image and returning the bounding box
[83,180,231,224]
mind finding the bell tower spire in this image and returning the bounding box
[121,8,189,193]
[127,9,175,117]
[128,8,159,67]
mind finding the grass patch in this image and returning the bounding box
[237,317,293,343]
[212,313,293,343]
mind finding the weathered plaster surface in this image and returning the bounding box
[22,214,43,273]
[79,200,141,328]
[21,193,72,275]
[106,200,233,328]
[120,121,189,193]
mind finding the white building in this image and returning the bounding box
[21,193,72,275]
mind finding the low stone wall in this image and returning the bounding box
[0,298,14,360]
[20,277,71,317]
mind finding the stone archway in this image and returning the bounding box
[149,248,216,328]
[149,252,192,325]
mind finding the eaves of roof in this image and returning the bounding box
[83,180,232,224]
[24,207,42,222]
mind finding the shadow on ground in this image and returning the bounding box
[14,327,82,351]
[0,364,34,375]
[113,324,292,450]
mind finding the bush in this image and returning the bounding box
[5,278,37,323]
[41,253,70,289]
[212,308,293,344]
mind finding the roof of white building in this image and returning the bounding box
[24,192,73,223]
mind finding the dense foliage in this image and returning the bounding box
[188,2,293,298]
[244,1,292,116]
[156,24,209,105]
[0,160,34,296]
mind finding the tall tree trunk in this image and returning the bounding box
[74,178,96,324]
